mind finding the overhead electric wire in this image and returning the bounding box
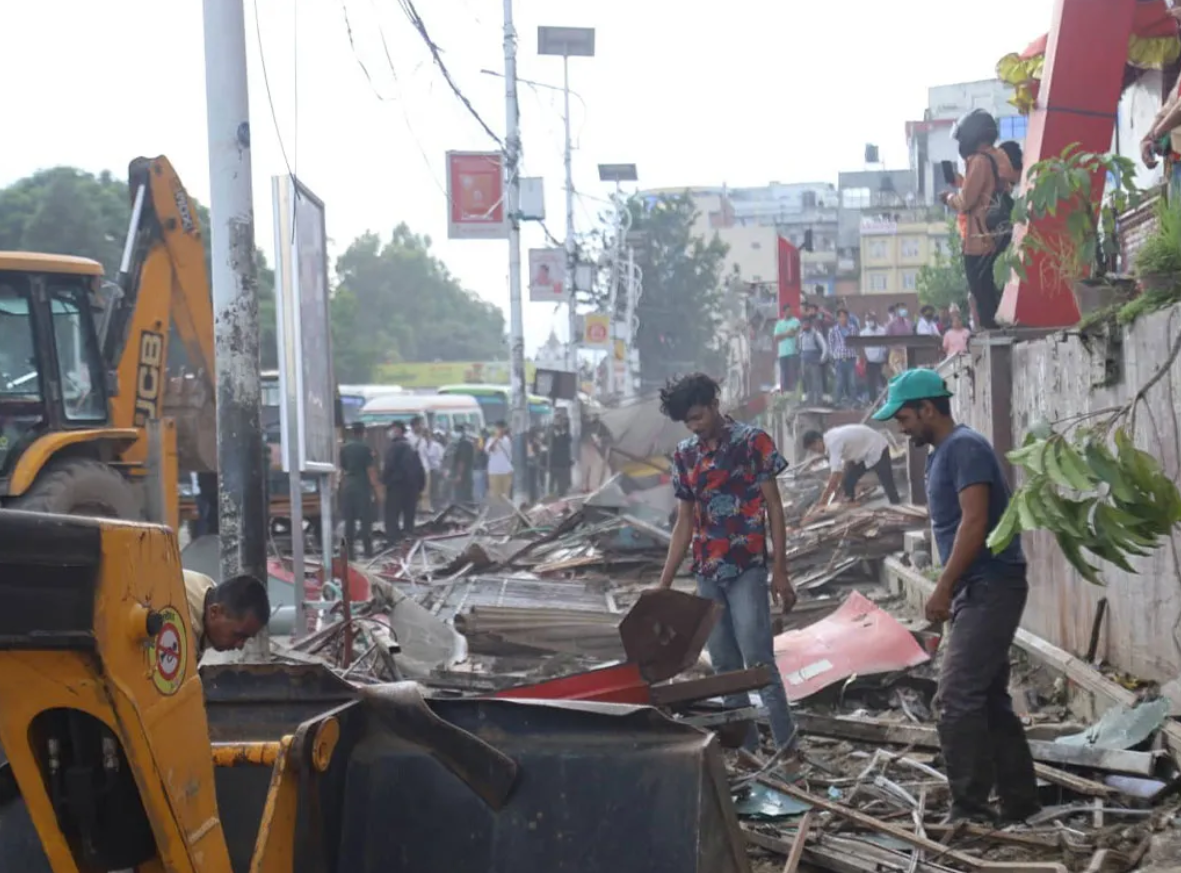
[394,0,505,148]
[252,0,296,184]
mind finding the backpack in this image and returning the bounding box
[998,140,1024,176]
[983,152,1015,251]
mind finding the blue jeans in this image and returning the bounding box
[697,565,797,751]
[473,469,488,505]
[835,359,856,405]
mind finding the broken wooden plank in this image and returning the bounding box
[795,713,1157,775]
[754,774,986,868]
[650,665,772,707]
[883,557,1181,768]
[924,823,1060,850]
[1033,763,1116,798]
[782,811,813,873]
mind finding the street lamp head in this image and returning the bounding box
[598,163,638,183]
[537,26,596,57]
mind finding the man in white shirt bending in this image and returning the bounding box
[803,424,901,513]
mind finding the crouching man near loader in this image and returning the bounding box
[182,570,271,657]
[873,369,1040,824]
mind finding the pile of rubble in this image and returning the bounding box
[254,464,1180,873]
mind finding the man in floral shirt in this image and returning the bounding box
[657,373,800,760]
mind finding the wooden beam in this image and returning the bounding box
[794,712,1157,775]
[883,557,1181,768]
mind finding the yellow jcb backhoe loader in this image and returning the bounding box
[0,156,318,530]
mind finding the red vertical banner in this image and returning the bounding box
[778,236,801,316]
[446,151,508,240]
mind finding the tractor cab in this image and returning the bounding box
[0,253,111,479]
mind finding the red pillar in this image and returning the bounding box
[997,0,1137,327]
[777,236,801,316]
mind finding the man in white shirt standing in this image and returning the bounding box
[408,416,434,511]
[485,420,515,504]
[803,424,901,512]
[916,305,942,338]
[860,311,889,401]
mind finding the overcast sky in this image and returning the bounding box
[1,0,1051,353]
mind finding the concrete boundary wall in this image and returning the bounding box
[946,306,1181,683]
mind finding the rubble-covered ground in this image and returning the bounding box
[252,459,1181,873]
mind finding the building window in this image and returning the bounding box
[902,270,918,291]
[868,272,889,292]
[868,240,888,260]
[900,237,921,259]
[998,115,1028,141]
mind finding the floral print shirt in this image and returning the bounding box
[671,418,788,582]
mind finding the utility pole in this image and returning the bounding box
[623,243,639,401]
[596,164,639,401]
[539,26,594,478]
[503,0,528,483]
[202,0,267,612]
[561,54,581,451]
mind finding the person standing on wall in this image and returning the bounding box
[773,304,801,393]
[382,421,425,542]
[861,311,888,401]
[826,308,858,408]
[655,373,802,767]
[873,369,1039,824]
[941,109,1019,331]
[339,421,380,559]
[485,421,514,504]
[797,315,829,404]
[802,424,901,513]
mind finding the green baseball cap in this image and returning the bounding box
[872,368,954,421]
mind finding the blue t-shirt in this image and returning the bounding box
[775,317,800,357]
[926,425,1025,579]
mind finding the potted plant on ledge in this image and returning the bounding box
[994,145,1142,318]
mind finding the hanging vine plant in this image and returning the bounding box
[987,324,1181,584]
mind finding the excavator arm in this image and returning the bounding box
[105,156,217,471]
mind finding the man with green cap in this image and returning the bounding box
[873,369,1039,824]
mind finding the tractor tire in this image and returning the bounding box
[10,459,142,521]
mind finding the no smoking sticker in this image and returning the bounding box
[150,606,187,696]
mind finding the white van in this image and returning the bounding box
[359,393,485,435]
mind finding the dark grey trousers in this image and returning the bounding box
[936,569,1040,819]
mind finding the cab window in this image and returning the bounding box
[0,279,45,472]
[50,285,106,422]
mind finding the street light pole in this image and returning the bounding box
[539,25,594,483]
[561,54,580,451]
[504,0,528,483]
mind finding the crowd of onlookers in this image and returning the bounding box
[774,300,974,407]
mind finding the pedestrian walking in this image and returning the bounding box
[427,430,445,508]
[339,422,379,558]
[873,369,1039,824]
[381,421,426,543]
[656,373,802,764]
[485,421,514,504]
[803,424,901,511]
[773,304,801,393]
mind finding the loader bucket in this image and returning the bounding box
[164,371,217,471]
[0,664,750,873]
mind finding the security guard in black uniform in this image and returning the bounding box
[339,422,379,558]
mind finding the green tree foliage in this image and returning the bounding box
[330,224,507,383]
[607,194,728,387]
[0,165,281,369]
[916,219,970,312]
